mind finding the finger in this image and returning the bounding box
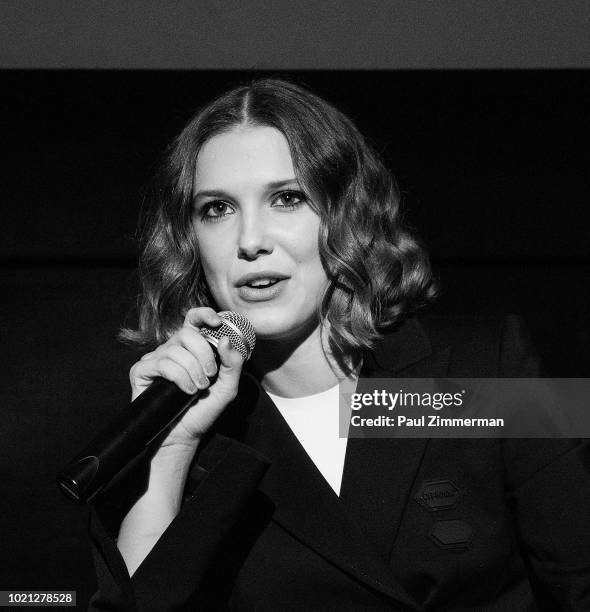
[173,326,218,378]
[132,356,199,395]
[214,336,245,398]
[164,344,211,390]
[155,357,201,395]
[183,307,222,330]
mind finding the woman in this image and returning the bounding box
[90,79,590,611]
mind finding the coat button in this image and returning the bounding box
[415,479,459,511]
[430,519,473,550]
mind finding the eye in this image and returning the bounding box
[272,190,307,210]
[200,201,235,222]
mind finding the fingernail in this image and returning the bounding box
[204,361,217,377]
[198,375,209,388]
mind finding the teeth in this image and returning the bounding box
[248,279,277,288]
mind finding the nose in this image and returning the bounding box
[237,208,273,261]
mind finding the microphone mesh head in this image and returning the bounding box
[200,311,256,361]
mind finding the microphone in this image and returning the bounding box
[56,311,256,504]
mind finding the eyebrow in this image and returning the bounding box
[193,178,300,200]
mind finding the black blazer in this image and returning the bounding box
[89,315,590,611]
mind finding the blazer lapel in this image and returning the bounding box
[340,318,451,565]
[234,376,422,610]
[226,317,449,610]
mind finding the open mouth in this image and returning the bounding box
[245,279,281,289]
[237,271,289,289]
[237,273,288,301]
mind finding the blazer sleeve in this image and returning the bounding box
[499,315,590,610]
[87,434,270,612]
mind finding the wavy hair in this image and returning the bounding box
[121,78,438,362]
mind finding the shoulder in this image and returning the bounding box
[371,313,541,377]
[420,312,535,355]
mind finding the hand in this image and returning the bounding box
[129,307,245,453]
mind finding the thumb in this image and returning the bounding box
[213,336,245,398]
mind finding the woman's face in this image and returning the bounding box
[192,125,329,341]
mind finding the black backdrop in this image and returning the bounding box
[2,70,589,605]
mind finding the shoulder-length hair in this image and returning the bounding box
[121,77,437,362]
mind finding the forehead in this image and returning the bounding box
[194,125,296,189]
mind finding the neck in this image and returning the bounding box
[249,323,356,398]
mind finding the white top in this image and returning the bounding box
[267,379,355,496]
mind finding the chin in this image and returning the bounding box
[244,312,292,339]
[240,308,318,342]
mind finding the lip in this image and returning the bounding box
[237,279,287,302]
[235,270,290,288]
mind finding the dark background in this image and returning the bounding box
[1,0,590,606]
[2,70,589,605]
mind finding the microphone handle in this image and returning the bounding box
[57,378,197,504]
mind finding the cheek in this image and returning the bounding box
[288,214,321,262]
[197,238,231,295]
[298,224,323,265]
[294,238,328,291]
